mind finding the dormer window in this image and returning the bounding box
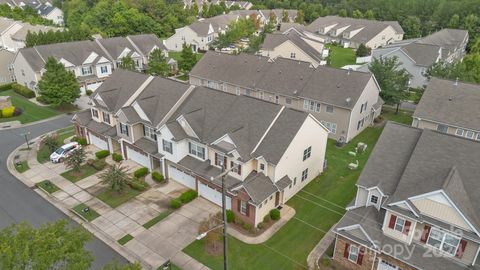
[370,195,378,204]
[189,142,205,160]
[102,112,110,124]
[81,66,93,75]
[100,66,108,74]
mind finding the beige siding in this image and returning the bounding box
[365,26,402,49]
[382,211,413,244]
[412,198,471,231]
[0,50,14,84]
[415,119,480,140]
[255,192,277,225]
[355,187,368,207]
[131,123,144,142]
[260,40,320,66]
[13,51,39,90]
[277,116,328,202]
[164,26,211,52]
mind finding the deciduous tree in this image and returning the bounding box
[179,44,198,71]
[148,48,170,77]
[38,57,80,105]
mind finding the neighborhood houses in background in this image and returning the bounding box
[0,0,63,25]
[73,69,329,227]
[333,122,480,270]
[189,52,383,142]
[413,78,480,141]
[13,34,174,94]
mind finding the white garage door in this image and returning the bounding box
[126,146,150,169]
[89,133,108,150]
[168,166,196,189]
[199,183,231,209]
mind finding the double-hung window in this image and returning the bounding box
[189,142,205,159]
[301,168,308,181]
[163,139,173,154]
[427,228,461,256]
[394,216,406,232]
[303,100,320,112]
[348,245,359,263]
[119,123,129,136]
[437,124,448,133]
[102,112,110,124]
[326,105,334,113]
[81,66,92,75]
[303,146,311,161]
[465,130,475,139]
[100,66,108,74]
[144,126,157,141]
[92,109,99,119]
[231,162,242,175]
[240,200,247,215]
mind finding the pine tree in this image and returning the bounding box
[38,57,80,105]
[147,48,170,77]
[179,44,197,71]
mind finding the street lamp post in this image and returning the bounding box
[19,131,31,149]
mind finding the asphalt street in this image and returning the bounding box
[0,115,127,269]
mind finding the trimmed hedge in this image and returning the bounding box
[269,209,281,221]
[226,209,235,223]
[112,153,123,162]
[72,136,88,146]
[170,198,182,209]
[87,159,107,171]
[0,83,13,92]
[179,189,198,204]
[12,83,35,98]
[133,167,149,178]
[151,171,164,183]
[1,106,15,118]
[130,179,147,191]
[95,150,110,159]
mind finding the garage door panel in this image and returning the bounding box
[199,183,231,209]
[168,166,196,189]
[126,146,150,169]
[89,133,108,150]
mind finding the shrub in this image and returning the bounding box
[36,95,48,104]
[95,150,110,159]
[112,153,123,162]
[263,214,272,223]
[242,222,253,232]
[269,209,281,221]
[13,107,22,116]
[1,106,15,118]
[0,83,12,92]
[226,209,235,223]
[130,179,147,191]
[72,136,88,146]
[170,198,182,209]
[12,83,35,98]
[179,189,198,204]
[87,158,107,171]
[257,222,265,229]
[133,167,149,178]
[42,134,59,153]
[85,89,93,96]
[151,171,164,183]
[234,216,244,225]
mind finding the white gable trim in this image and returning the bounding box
[122,76,154,108]
[251,106,285,154]
[118,47,132,59]
[336,224,378,249]
[59,57,74,68]
[156,85,196,128]
[97,56,110,64]
[176,115,199,139]
[366,186,385,198]
[211,134,237,147]
[94,94,107,108]
[132,101,151,122]
[83,51,99,65]
[389,190,480,236]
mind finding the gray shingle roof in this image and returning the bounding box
[127,34,166,55]
[400,42,440,67]
[306,16,404,44]
[11,23,61,42]
[413,78,480,131]
[262,31,323,63]
[416,29,468,60]
[191,52,375,109]
[241,171,278,204]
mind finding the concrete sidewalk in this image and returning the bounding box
[8,138,214,270]
[307,224,337,269]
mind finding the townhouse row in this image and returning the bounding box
[73,69,329,227]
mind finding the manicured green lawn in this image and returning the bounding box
[0,90,59,124]
[14,160,29,173]
[61,164,97,183]
[36,180,60,194]
[117,234,134,245]
[184,127,384,269]
[36,126,76,164]
[382,107,413,125]
[97,187,142,208]
[169,51,204,63]
[326,44,356,68]
[73,203,100,221]
[143,210,173,229]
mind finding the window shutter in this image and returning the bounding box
[188,142,192,153]
[357,247,364,265]
[237,199,241,212]
[224,156,227,169]
[143,125,146,136]
[230,161,234,168]
[126,126,129,136]
[403,220,411,235]
[238,164,242,176]
[215,153,218,165]
[456,239,468,258]
[245,203,250,217]
[343,243,350,258]
[388,215,397,229]
[420,225,431,243]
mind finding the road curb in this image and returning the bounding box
[0,114,70,131]
[6,135,154,270]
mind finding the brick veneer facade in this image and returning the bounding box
[333,236,376,270]
[231,188,255,225]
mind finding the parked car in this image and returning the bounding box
[50,142,80,163]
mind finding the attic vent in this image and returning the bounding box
[346,97,352,105]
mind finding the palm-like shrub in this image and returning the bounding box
[64,147,86,172]
[99,164,129,194]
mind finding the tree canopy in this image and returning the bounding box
[179,44,198,72]
[38,57,80,105]
[0,4,54,26]
[148,48,171,77]
[119,56,136,71]
[368,56,412,112]
[26,29,91,47]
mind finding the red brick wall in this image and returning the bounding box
[232,189,255,226]
[333,236,376,270]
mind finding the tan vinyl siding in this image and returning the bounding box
[412,198,471,231]
[260,40,320,67]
